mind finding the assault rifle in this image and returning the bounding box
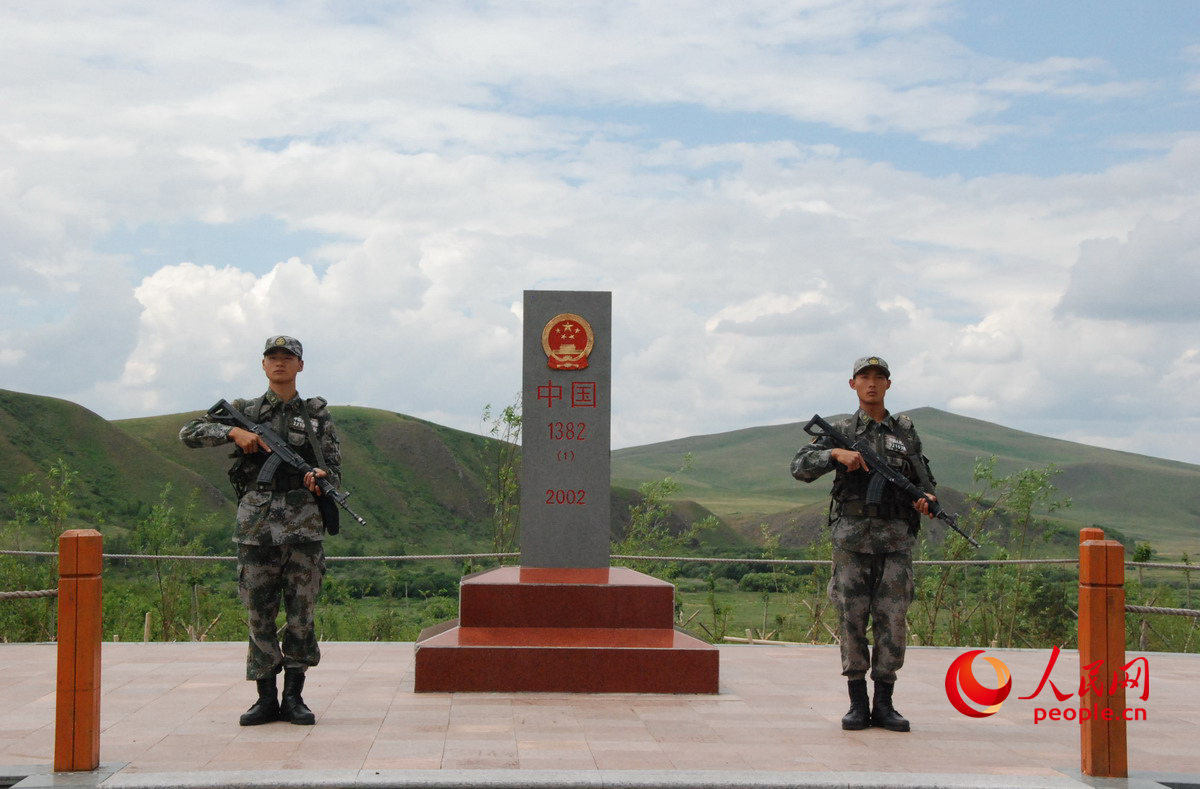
[804,414,980,548]
[207,399,367,535]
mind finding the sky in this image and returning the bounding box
[2,0,1200,465]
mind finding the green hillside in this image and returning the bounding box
[116,405,501,557]
[1,390,737,557]
[613,407,1200,555]
[0,390,228,526]
[5,389,1196,558]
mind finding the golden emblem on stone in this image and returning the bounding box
[542,313,594,370]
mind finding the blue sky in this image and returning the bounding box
[1,0,1199,469]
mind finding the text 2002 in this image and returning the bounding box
[545,489,587,505]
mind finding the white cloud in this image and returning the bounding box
[2,0,1200,467]
[1056,212,1200,323]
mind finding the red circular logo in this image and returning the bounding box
[542,313,594,370]
[945,650,1013,718]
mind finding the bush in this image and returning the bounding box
[738,572,801,593]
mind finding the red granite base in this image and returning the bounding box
[413,566,719,694]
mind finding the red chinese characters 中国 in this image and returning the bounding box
[571,382,597,408]
[537,381,563,408]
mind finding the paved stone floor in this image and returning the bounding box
[0,642,1196,788]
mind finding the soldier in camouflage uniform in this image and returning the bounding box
[791,356,938,733]
[179,335,342,726]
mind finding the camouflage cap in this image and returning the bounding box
[852,355,889,377]
[264,335,303,360]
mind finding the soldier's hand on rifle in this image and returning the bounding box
[304,469,327,495]
[831,448,869,472]
[913,493,937,518]
[229,427,271,454]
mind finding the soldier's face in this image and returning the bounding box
[850,369,890,404]
[263,350,303,382]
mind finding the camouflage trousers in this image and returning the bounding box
[237,541,326,681]
[828,547,914,683]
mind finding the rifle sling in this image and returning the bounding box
[890,422,936,493]
[300,397,327,477]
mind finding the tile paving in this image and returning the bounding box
[0,641,1196,788]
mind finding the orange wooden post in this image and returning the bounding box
[54,529,103,772]
[1078,529,1127,778]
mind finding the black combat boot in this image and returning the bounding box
[279,669,316,725]
[841,679,871,730]
[871,680,911,732]
[239,675,280,726]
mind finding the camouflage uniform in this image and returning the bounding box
[791,409,934,683]
[180,388,342,680]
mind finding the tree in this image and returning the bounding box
[613,455,715,578]
[132,484,222,641]
[1,459,78,641]
[911,456,1071,648]
[481,396,522,555]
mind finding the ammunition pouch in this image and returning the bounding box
[227,452,252,500]
[253,474,306,492]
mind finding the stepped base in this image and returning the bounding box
[413,566,719,694]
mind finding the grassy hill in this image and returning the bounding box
[0,389,228,527]
[4,389,1197,558]
[612,407,1200,555]
[0,390,738,558]
[115,405,502,557]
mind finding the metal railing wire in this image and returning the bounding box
[1125,604,1200,618]
[4,549,1197,619]
[0,549,1106,566]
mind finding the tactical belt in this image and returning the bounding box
[255,475,306,492]
[838,501,911,519]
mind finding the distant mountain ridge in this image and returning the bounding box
[611,407,1200,554]
[2,390,1196,556]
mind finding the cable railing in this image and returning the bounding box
[4,548,1197,621]
[7,547,1186,567]
[0,588,58,600]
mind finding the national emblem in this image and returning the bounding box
[542,313,594,370]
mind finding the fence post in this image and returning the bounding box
[54,529,103,772]
[1078,528,1127,778]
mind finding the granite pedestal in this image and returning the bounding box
[413,567,718,693]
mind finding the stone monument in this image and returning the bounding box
[519,290,612,570]
[414,290,719,693]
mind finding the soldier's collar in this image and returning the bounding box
[856,409,894,427]
[263,390,303,408]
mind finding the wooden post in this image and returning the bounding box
[54,529,103,772]
[1078,528,1127,778]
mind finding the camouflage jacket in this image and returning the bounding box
[179,390,342,546]
[791,409,935,554]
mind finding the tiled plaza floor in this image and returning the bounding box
[0,641,1196,788]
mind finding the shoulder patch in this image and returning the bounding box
[897,414,913,431]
